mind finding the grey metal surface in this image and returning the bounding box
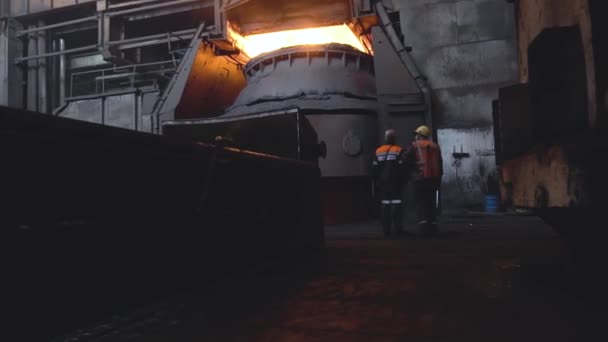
[371,25,425,145]
[9,0,96,17]
[0,17,23,108]
[59,97,104,124]
[59,39,66,105]
[216,43,378,179]
[16,16,98,37]
[374,2,433,133]
[37,20,47,113]
[56,90,157,132]
[391,0,518,210]
[395,0,518,127]
[306,113,377,177]
[69,53,107,70]
[106,93,137,129]
[0,16,9,107]
[27,25,38,112]
[225,44,377,117]
[105,0,210,17]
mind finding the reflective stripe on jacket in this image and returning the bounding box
[372,144,405,190]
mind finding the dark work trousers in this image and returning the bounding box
[414,178,440,235]
[379,190,403,237]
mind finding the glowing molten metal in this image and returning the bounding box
[229,24,368,59]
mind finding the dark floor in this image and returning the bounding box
[54,213,607,341]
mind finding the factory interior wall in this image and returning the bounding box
[392,0,519,210]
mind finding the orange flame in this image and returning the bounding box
[228,24,368,59]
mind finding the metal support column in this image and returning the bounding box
[0,12,9,106]
[37,20,47,113]
[59,38,66,106]
[27,24,38,112]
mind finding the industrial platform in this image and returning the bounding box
[51,213,607,342]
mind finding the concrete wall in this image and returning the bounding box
[392,0,519,209]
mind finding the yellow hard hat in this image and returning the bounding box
[414,125,431,137]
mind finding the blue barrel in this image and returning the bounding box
[485,195,498,213]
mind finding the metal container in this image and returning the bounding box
[171,43,379,223]
[225,43,378,179]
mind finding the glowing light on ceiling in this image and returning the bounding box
[228,24,368,59]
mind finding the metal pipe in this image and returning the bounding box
[37,20,47,113]
[0,15,9,106]
[107,28,197,46]
[115,32,203,50]
[51,39,57,109]
[16,16,98,37]
[70,60,176,76]
[15,45,98,63]
[374,2,434,136]
[106,0,210,17]
[59,38,66,105]
[27,25,38,112]
[108,0,166,9]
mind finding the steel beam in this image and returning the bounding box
[59,38,66,106]
[108,0,166,9]
[106,0,211,17]
[37,20,47,113]
[15,45,98,63]
[16,16,98,37]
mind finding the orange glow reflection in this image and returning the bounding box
[228,24,368,59]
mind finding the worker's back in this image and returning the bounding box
[373,144,406,191]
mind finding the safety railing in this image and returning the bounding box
[69,60,178,98]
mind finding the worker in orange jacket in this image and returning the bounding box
[404,125,443,236]
[372,129,407,237]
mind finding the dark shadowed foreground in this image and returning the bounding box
[55,214,607,342]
